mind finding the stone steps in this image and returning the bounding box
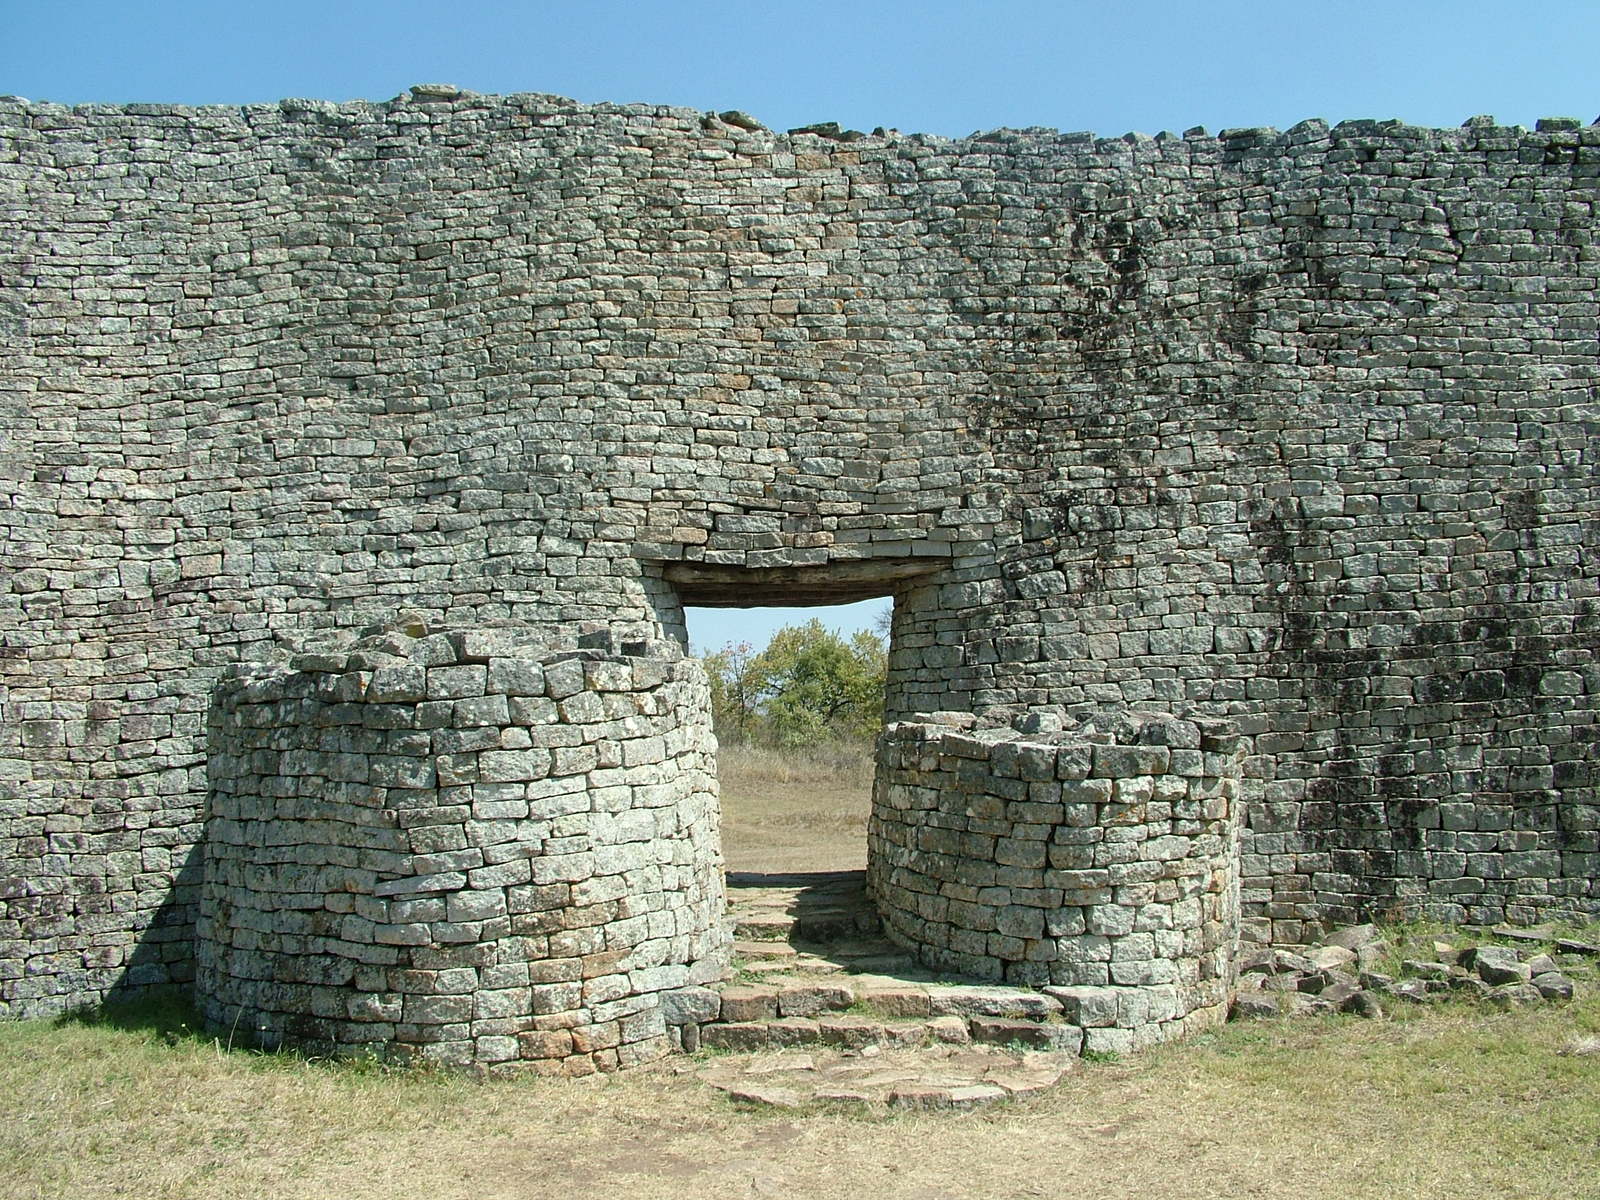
[695,1044,1077,1110]
[690,871,1084,1067]
[687,871,1084,1107]
[725,869,886,943]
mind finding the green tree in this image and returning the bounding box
[701,639,761,743]
[705,619,886,748]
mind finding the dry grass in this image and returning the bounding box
[717,741,874,874]
[4,987,1598,1200]
[7,750,1598,1199]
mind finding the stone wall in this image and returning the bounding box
[2,86,1597,1016]
[870,710,1241,1052]
[196,626,727,1070]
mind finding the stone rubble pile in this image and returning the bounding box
[1232,923,1592,1021]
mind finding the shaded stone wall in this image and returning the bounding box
[869,710,1241,1052]
[2,87,1597,1016]
[196,626,726,1070]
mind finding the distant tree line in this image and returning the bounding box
[700,618,887,748]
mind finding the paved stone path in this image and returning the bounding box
[693,871,1079,1108]
[697,1043,1076,1110]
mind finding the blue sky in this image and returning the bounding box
[7,0,1595,651]
[6,1,1597,138]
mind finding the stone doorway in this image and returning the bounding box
[674,572,914,879]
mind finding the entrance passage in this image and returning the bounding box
[667,556,941,877]
[684,595,890,876]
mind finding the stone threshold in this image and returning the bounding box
[687,869,1085,1108]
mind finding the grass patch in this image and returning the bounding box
[1362,917,1600,988]
[718,740,875,873]
[718,740,876,791]
[6,977,1597,1199]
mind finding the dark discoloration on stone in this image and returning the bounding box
[1,91,1597,1028]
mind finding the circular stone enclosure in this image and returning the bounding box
[197,627,728,1072]
[868,710,1243,1054]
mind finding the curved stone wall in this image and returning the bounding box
[2,87,1597,1016]
[196,627,727,1071]
[869,711,1243,1052]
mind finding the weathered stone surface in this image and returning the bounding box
[726,1083,806,1109]
[2,87,1598,1033]
[856,983,934,1018]
[1471,946,1531,986]
[816,1015,887,1048]
[193,635,727,1070]
[1382,979,1432,1004]
[969,1016,1082,1053]
[1525,954,1559,977]
[762,1018,823,1046]
[1533,972,1575,1001]
[1297,969,1348,996]
[926,986,1064,1021]
[662,986,721,1027]
[700,1023,778,1052]
[1449,976,1492,999]
[926,1015,972,1044]
[875,717,1239,1047]
[1231,993,1282,1020]
[1308,946,1358,972]
[1486,983,1543,1009]
[1317,979,1363,1008]
[718,987,780,1023]
[1264,949,1318,976]
[1339,991,1384,1019]
[777,983,855,1018]
[1324,925,1383,952]
[1043,985,1119,1027]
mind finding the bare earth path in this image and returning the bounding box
[717,744,873,874]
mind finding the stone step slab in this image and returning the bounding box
[731,939,796,960]
[716,985,779,1023]
[777,981,855,1017]
[732,913,795,941]
[927,984,1064,1021]
[699,1043,1077,1110]
[970,1015,1084,1053]
[700,1014,973,1053]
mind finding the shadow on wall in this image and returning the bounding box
[100,843,204,1011]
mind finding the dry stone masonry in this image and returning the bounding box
[198,624,726,1070]
[1,85,1597,1058]
[870,710,1241,1052]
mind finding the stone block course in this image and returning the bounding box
[195,627,727,1070]
[869,710,1241,1047]
[0,87,1596,1026]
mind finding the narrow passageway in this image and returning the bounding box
[682,592,893,876]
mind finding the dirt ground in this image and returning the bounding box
[717,743,873,874]
[4,992,1597,1200]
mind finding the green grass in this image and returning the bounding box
[1361,917,1600,986]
